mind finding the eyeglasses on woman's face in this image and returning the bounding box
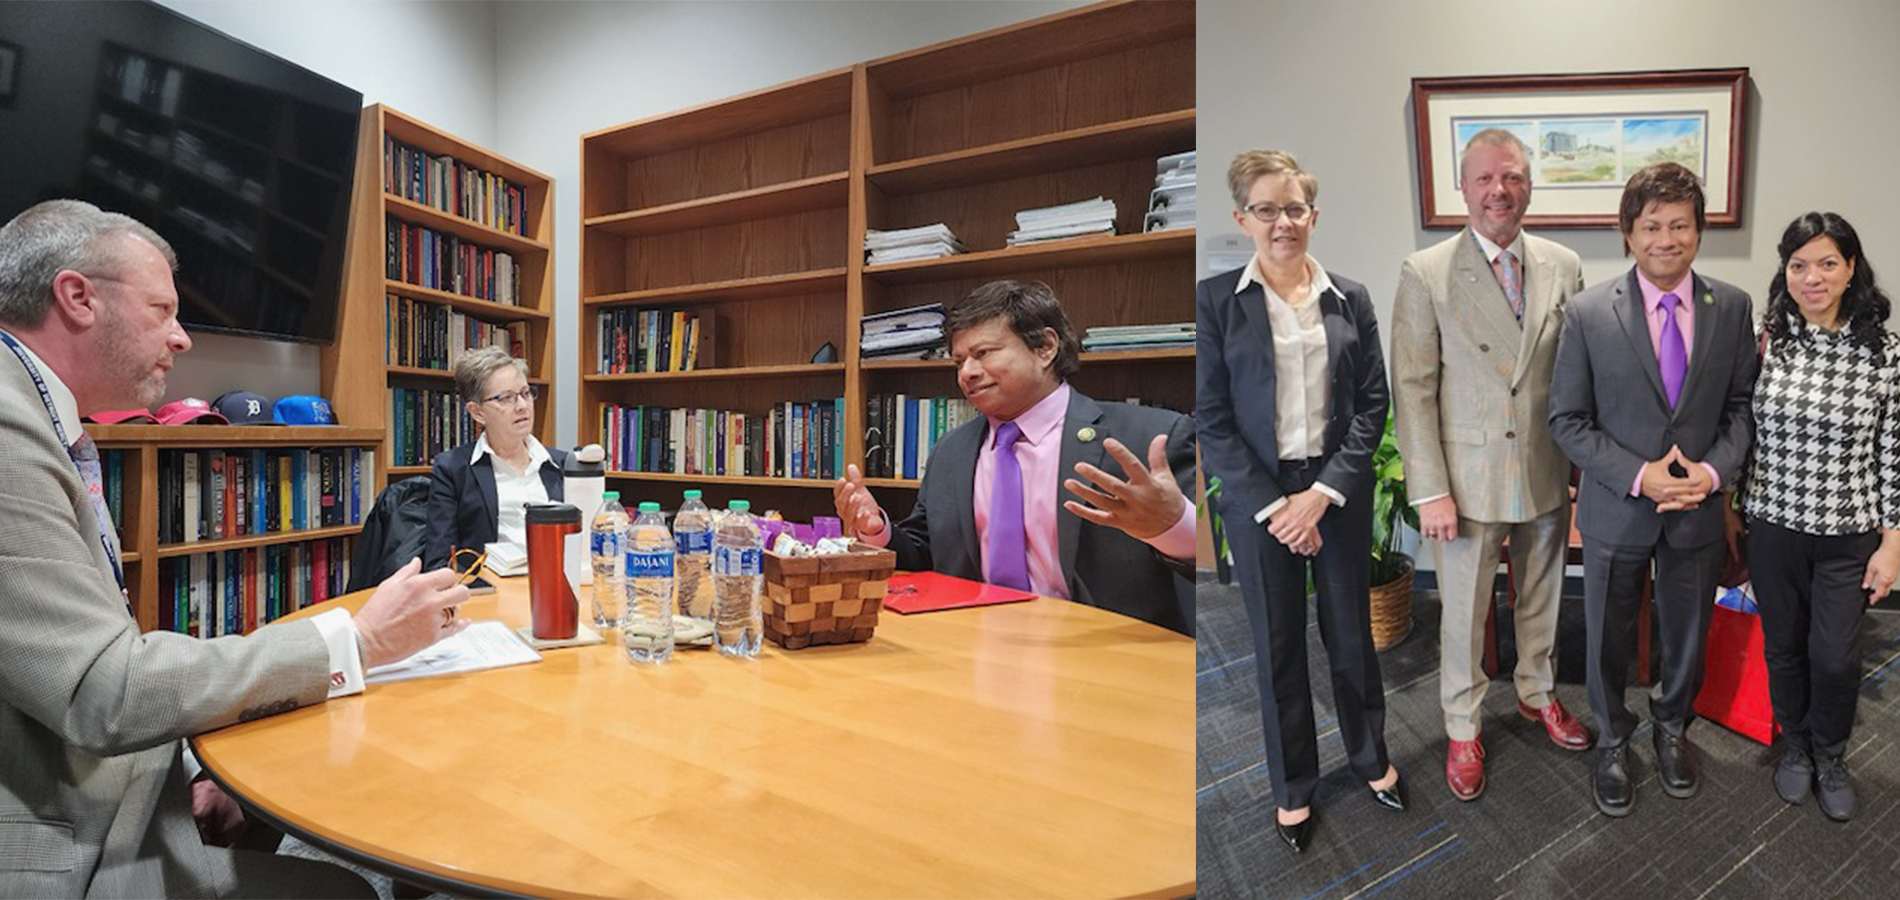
[1241,201,1314,223]
[481,385,540,407]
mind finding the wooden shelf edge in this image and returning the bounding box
[386,194,548,253]
[605,471,835,489]
[867,109,1195,192]
[155,523,364,559]
[383,280,551,321]
[388,465,432,477]
[582,268,849,307]
[586,364,845,383]
[584,172,849,237]
[859,347,1189,373]
[861,477,922,490]
[84,424,385,444]
[863,230,1194,283]
[388,365,549,385]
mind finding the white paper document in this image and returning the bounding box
[365,620,543,684]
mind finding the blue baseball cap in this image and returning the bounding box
[273,395,336,425]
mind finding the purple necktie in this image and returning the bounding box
[985,421,1030,592]
[1658,292,1688,408]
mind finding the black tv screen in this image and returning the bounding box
[0,0,361,344]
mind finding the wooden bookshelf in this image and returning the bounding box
[579,1,1194,519]
[329,104,557,495]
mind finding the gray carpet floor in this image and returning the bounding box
[1197,579,1900,900]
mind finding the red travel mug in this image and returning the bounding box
[525,502,581,640]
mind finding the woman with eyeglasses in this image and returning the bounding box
[423,345,570,570]
[1196,149,1404,853]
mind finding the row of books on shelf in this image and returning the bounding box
[384,135,530,236]
[861,394,978,480]
[860,302,946,361]
[1080,322,1195,352]
[596,307,708,374]
[385,217,522,304]
[390,387,479,468]
[386,294,527,370]
[600,400,845,481]
[1145,150,1196,233]
[154,538,356,637]
[100,449,130,539]
[155,449,374,545]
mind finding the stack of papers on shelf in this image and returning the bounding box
[1080,322,1195,352]
[1006,197,1116,246]
[861,302,949,360]
[1144,150,1196,233]
[865,223,966,265]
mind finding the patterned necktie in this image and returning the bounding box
[985,421,1030,592]
[1491,250,1525,320]
[1658,292,1688,408]
[69,434,132,616]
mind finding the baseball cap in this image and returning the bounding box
[212,391,280,426]
[273,395,336,425]
[85,409,158,424]
[154,398,229,425]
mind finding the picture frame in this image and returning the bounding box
[0,41,20,110]
[1412,68,1748,229]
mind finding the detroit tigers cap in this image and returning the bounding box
[212,391,280,425]
[273,394,336,425]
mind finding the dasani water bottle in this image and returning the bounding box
[712,499,763,657]
[624,501,675,664]
[673,489,714,620]
[588,491,628,629]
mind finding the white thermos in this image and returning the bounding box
[563,444,608,585]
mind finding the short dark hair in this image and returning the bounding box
[1765,211,1890,357]
[944,280,1080,381]
[1617,162,1705,253]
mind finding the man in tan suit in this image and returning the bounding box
[0,200,470,897]
[1392,129,1591,801]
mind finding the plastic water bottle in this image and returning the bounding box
[623,501,676,664]
[712,499,763,658]
[589,491,628,629]
[673,490,714,620]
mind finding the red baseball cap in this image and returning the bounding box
[85,409,158,424]
[154,398,229,425]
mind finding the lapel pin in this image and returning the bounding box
[1076,427,1097,444]
[1703,292,1714,306]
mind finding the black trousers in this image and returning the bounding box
[1747,519,1877,758]
[1582,533,1723,746]
[1229,458,1388,811]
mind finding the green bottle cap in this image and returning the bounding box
[683,489,702,499]
[728,499,750,512]
[638,501,660,513]
[602,491,619,500]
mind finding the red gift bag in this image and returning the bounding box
[1695,602,1779,745]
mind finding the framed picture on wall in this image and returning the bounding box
[1412,68,1748,229]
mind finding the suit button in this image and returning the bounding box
[1511,388,1519,397]
[1479,343,1490,352]
[1506,431,1517,439]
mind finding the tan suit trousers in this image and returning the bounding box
[1435,502,1569,740]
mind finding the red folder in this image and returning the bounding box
[883,571,1036,614]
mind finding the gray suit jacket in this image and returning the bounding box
[1392,229,1584,522]
[1548,268,1758,547]
[0,354,334,897]
[881,388,1195,635]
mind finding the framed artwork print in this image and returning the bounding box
[1412,68,1748,229]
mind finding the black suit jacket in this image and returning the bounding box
[424,441,570,570]
[1196,265,1391,522]
[881,388,1196,635]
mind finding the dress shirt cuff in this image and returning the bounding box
[1313,481,1346,508]
[1254,497,1288,524]
[857,510,892,548]
[1411,492,1449,507]
[313,608,366,698]
[1699,462,1721,492]
[1142,499,1198,560]
[1629,470,1644,498]
[181,746,203,782]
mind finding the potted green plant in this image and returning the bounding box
[1368,408,1418,649]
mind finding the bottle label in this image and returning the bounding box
[713,546,762,576]
[625,548,674,579]
[591,532,621,557]
[675,530,712,554]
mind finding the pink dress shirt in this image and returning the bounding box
[865,382,1197,598]
[1630,269,1720,495]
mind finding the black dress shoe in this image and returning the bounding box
[1370,774,1407,812]
[1275,811,1316,853]
[1654,727,1700,799]
[1774,746,1813,805]
[1816,753,1857,822]
[1593,744,1633,818]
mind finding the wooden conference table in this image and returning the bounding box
[192,575,1194,898]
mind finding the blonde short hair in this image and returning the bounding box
[452,346,527,403]
[1227,150,1318,210]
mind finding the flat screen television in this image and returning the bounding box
[0,0,362,344]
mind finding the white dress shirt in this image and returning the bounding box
[472,431,552,556]
[1236,254,1347,522]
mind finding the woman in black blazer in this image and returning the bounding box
[1196,150,1403,853]
[423,346,569,570]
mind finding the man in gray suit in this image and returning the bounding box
[0,200,472,896]
[1393,129,1591,803]
[1548,164,1757,818]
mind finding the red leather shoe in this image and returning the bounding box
[1519,698,1592,751]
[1446,737,1485,801]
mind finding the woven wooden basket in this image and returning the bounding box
[761,541,897,650]
[1368,555,1415,651]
